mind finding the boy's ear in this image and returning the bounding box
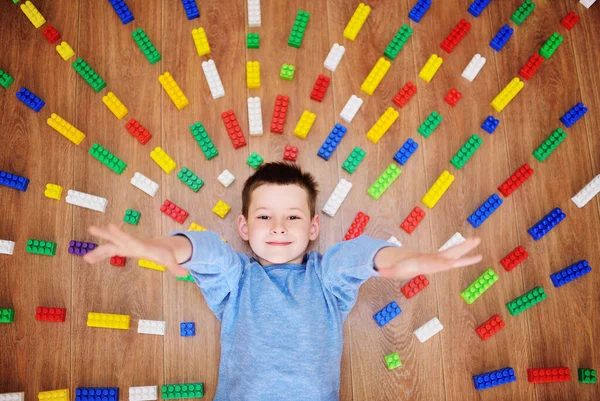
[237,214,250,241]
[309,214,320,241]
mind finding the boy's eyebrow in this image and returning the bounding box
[253,206,307,213]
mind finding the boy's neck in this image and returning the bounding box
[256,253,306,267]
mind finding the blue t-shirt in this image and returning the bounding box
[173,230,393,401]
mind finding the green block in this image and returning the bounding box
[89,143,127,174]
[578,368,597,384]
[288,10,310,48]
[26,239,56,256]
[367,163,401,200]
[342,147,366,174]
[540,32,563,59]
[384,24,413,61]
[13,0,20,3]
[178,167,204,192]
[506,286,547,316]
[280,64,295,80]
[124,209,141,225]
[72,58,106,93]
[450,134,483,170]
[247,152,264,169]
[161,383,204,399]
[189,122,219,160]
[177,274,195,282]
[533,128,566,162]
[0,69,14,89]
[510,0,536,25]
[132,28,161,65]
[247,33,260,49]
[418,111,442,138]
[384,352,402,370]
[0,308,15,323]
[460,268,498,304]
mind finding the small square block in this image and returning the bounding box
[283,145,298,161]
[124,209,141,225]
[110,255,126,267]
[384,352,402,370]
[180,322,196,336]
[247,33,260,48]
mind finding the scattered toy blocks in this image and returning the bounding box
[401,275,429,299]
[400,206,426,234]
[189,122,218,160]
[550,260,591,288]
[560,102,588,128]
[56,41,75,61]
[422,170,455,209]
[373,301,401,327]
[35,307,66,322]
[418,111,442,138]
[42,25,61,44]
[450,134,482,170]
[191,27,210,56]
[414,317,443,343]
[461,54,486,82]
[288,10,310,48]
[125,119,152,145]
[468,0,492,17]
[532,128,567,162]
[571,175,600,208]
[384,24,413,60]
[418,54,443,83]
[0,308,15,323]
[247,152,264,169]
[110,255,126,267]
[393,138,418,166]
[491,77,524,112]
[393,82,417,109]
[159,72,189,110]
[212,200,231,219]
[247,0,261,27]
[221,110,247,148]
[340,94,363,123]
[16,87,45,112]
[441,19,471,53]
[476,315,505,340]
[528,367,571,383]
[37,390,69,401]
[367,163,401,200]
[473,367,516,390]
[138,319,166,335]
[201,60,225,99]
[124,209,141,225]
[87,312,131,330]
[20,1,46,28]
[528,207,566,240]
[66,189,108,213]
[246,61,261,89]
[247,97,263,136]
[89,143,127,174]
[310,74,331,102]
[68,240,97,256]
[294,110,316,139]
[490,24,514,52]
[461,268,498,304]
[467,194,503,228]
[384,352,402,370]
[181,0,199,20]
[361,57,391,96]
[317,123,347,161]
[131,172,159,197]
[519,53,544,81]
[506,286,547,316]
[132,28,161,64]
[578,369,597,384]
[481,116,499,134]
[500,246,528,271]
[511,0,536,25]
[444,88,462,107]
[409,0,431,23]
[322,179,352,217]
[161,200,188,224]
[344,3,371,40]
[246,32,260,49]
[439,232,465,251]
[178,167,204,192]
[161,383,204,400]
[561,11,580,30]
[26,239,56,256]
[217,170,235,188]
[270,95,289,133]
[138,259,166,272]
[0,170,29,192]
[280,64,295,80]
[283,145,298,161]
[344,211,370,240]
[72,58,106,93]
[0,69,14,89]
[540,33,564,59]
[324,43,345,71]
[366,107,399,144]
[108,0,134,24]
[180,322,195,336]
[0,240,15,255]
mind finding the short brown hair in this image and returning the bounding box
[242,162,319,218]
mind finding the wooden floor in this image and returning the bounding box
[1,0,599,400]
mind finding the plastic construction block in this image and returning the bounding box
[450,134,482,170]
[511,0,535,25]
[132,28,161,64]
[444,88,462,107]
[572,175,600,208]
[384,24,413,60]
[189,122,218,160]
[578,368,597,384]
[324,43,345,72]
[159,72,189,110]
[476,315,505,340]
[400,206,426,234]
[401,275,429,299]
[221,110,247,148]
[491,77,524,112]
[367,163,401,200]
[20,1,46,28]
[66,189,108,213]
[467,194,503,228]
[387,236,402,247]
[283,145,298,162]
[247,152,264,169]
[310,74,331,102]
[393,82,417,109]
[519,53,543,81]
[138,319,166,335]
[322,179,352,217]
[550,260,591,288]
[0,69,14,89]
[247,0,261,27]
[180,322,195,336]
[528,208,566,240]
[317,123,347,161]
[138,259,166,272]
[125,119,152,145]
[532,128,567,162]
[366,107,399,144]
[373,301,401,327]
[87,312,131,330]
[0,308,15,323]
[75,388,119,401]
[344,212,370,241]
[178,168,204,192]
[288,10,310,48]
[460,268,498,304]
[181,0,199,20]
[468,0,492,17]
[439,232,465,251]
[110,255,126,267]
[500,246,528,271]
[490,24,514,52]
[0,239,16,255]
[247,97,263,136]
[108,0,134,24]
[393,138,418,166]
[129,386,158,401]
[192,27,210,56]
[123,209,141,225]
[414,317,443,343]
[419,54,443,83]
[38,390,70,401]
[409,0,431,23]
[342,147,366,174]
[246,61,260,89]
[361,57,391,96]
[42,25,61,44]
[473,367,516,390]
[461,54,486,82]
[246,32,260,49]
[212,200,231,219]
[280,64,295,80]
[422,170,455,209]
[56,41,75,61]
[72,58,106,93]
[217,169,235,188]
[418,111,442,138]
[16,87,45,112]
[294,110,316,139]
[384,352,402,370]
[0,393,24,401]
[201,60,225,99]
[68,240,97,256]
[481,116,499,134]
[540,33,564,59]
[561,11,580,30]
[26,239,56,256]
[580,0,596,8]
[161,383,204,400]
[560,102,588,128]
[340,94,363,123]
[89,143,127,174]
[498,163,533,197]
[343,3,371,40]
[161,199,189,224]
[131,172,158,197]
[0,170,30,192]
[441,19,471,54]
[151,146,177,174]
[506,286,547,316]
[528,367,571,383]
[270,95,289,133]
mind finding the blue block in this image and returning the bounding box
[75,388,119,401]
[108,0,134,24]
[16,87,45,112]
[550,260,591,288]
[468,0,493,17]
[467,194,503,228]
[527,207,566,241]
[473,367,516,391]
[180,321,196,336]
[393,138,418,166]
[489,24,514,52]
[373,301,401,327]
[408,0,432,23]
[0,170,30,192]
[560,102,588,128]
[317,123,347,161]
[481,116,499,134]
[181,0,200,20]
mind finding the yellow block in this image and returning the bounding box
[188,222,207,232]
[150,146,177,174]
[343,3,371,41]
[158,72,189,110]
[138,259,166,272]
[192,27,210,56]
[419,54,443,83]
[212,200,231,219]
[366,107,399,144]
[361,57,391,96]
[246,61,260,89]
[422,170,455,209]
[56,41,75,61]
[491,77,524,112]
[102,92,128,120]
[21,1,46,28]
[47,113,85,145]
[38,389,70,401]
[44,184,63,200]
[293,110,316,139]
[87,312,131,330]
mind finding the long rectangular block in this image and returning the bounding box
[476,315,505,340]
[490,24,514,52]
[461,54,486,82]
[373,301,401,327]
[500,246,528,271]
[139,259,166,272]
[340,94,363,123]
[343,3,371,40]
[540,33,563,59]
[89,143,127,174]
[72,58,106,93]
[87,312,130,329]
[248,0,261,27]
[247,97,263,136]
[16,87,45,112]
[560,102,588,128]
[417,111,442,138]
[528,207,566,240]
[400,206,426,234]
[409,0,431,23]
[221,110,247,148]
[66,189,107,213]
[75,388,119,401]
[108,0,134,24]
[270,94,289,133]
[324,43,345,71]
[317,123,347,161]
[506,286,547,316]
[498,163,533,197]
[322,179,352,217]
[0,240,15,255]
[468,0,492,17]
[189,122,218,160]
[366,107,398,143]
[150,146,177,174]
[511,0,536,25]
[367,163,401,200]
[130,172,159,197]
[159,72,189,110]
[533,128,567,162]
[344,212,370,240]
[422,170,454,209]
[0,308,15,323]
[528,367,571,383]
[26,239,56,256]
[37,390,69,401]
[571,175,600,208]
[460,268,498,304]
[384,24,412,60]
[473,367,516,390]
[192,27,210,56]
[129,386,158,401]
[161,383,204,399]
[441,19,471,53]
[201,60,225,99]
[132,28,161,64]
[418,54,443,82]
[20,1,46,28]
[414,317,443,342]
[0,393,24,401]
[310,74,330,102]
[138,319,166,335]
[68,240,97,256]
[467,194,503,228]
[293,110,316,139]
[181,0,199,20]
[401,275,429,299]
[246,61,260,89]
[450,134,482,170]
[0,170,30,192]
[550,260,591,288]
[288,10,309,48]
[491,77,524,112]
[47,113,86,145]
[361,57,391,95]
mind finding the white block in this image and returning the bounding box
[387,236,402,247]
[322,179,352,217]
[0,240,15,255]
[571,175,600,208]
[218,170,235,188]
[248,0,261,27]
[201,60,225,100]
[461,54,486,82]
[414,317,443,343]
[438,232,465,252]
[66,190,107,213]
[129,386,158,401]
[130,172,159,197]
[0,393,24,401]
[324,43,346,72]
[340,95,363,123]
[137,319,166,335]
[247,97,263,136]
[580,0,596,8]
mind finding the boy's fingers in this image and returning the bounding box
[440,237,481,259]
[83,243,120,264]
[450,254,483,269]
[88,225,116,242]
[108,224,136,246]
[166,262,189,277]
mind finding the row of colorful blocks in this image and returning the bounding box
[473,367,596,391]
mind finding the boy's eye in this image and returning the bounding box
[257,216,270,220]
[288,216,300,220]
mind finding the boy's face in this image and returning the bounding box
[237,184,320,266]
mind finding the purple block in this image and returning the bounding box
[68,240,97,256]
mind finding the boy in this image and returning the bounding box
[84,162,481,401]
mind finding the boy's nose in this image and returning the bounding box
[271,226,287,235]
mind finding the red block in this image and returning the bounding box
[310,74,331,102]
[42,25,61,44]
[283,145,298,161]
[400,206,426,234]
[270,95,289,134]
[475,314,505,340]
[343,212,370,241]
[500,246,528,271]
[221,110,247,149]
[110,255,126,267]
[444,88,462,107]
[560,11,579,30]
[161,199,189,224]
[401,275,429,299]
[527,367,572,383]
[392,81,417,109]
[35,306,66,322]
[440,19,471,54]
[125,118,152,145]
[498,163,534,197]
[519,53,544,81]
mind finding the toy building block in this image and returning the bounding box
[476,314,505,340]
[188,222,206,232]
[66,189,107,213]
[129,386,158,401]
[506,286,546,316]
[138,319,166,335]
[37,390,70,401]
[317,123,347,161]
[344,212,370,240]
[0,240,15,255]
[528,367,571,383]
[288,10,310,48]
[422,170,455,209]
[130,172,158,197]
[511,0,535,25]
[481,116,499,134]
[247,97,263,136]
[532,128,567,162]
[460,268,498,304]
[578,369,597,384]
[373,301,401,327]
[123,209,141,225]
[191,27,211,56]
[201,60,225,99]
[132,28,161,64]
[490,24,514,52]
[247,152,264,169]
[444,88,462,107]
[439,232,465,251]
[580,0,596,8]
[246,61,260,89]
[20,1,45,28]
[324,43,345,71]
[451,134,483,170]
[393,81,417,108]
[393,138,418,166]
[343,2,371,40]
[418,54,443,82]
[280,64,295,80]
[461,54,486,82]
[384,352,402,370]
[322,179,352,217]
[550,260,591,288]
[108,0,134,24]
[89,143,127,174]
[180,322,195,336]
[467,194,503,228]
[384,24,413,60]
[110,255,126,266]
[441,19,471,53]
[16,87,45,112]
[42,25,61,44]
[468,0,492,17]
[138,259,166,272]
[401,275,429,298]
[68,240,97,256]
[87,312,130,330]
[125,118,152,145]
[161,383,204,399]
[0,170,29,192]
[217,169,235,188]
[387,236,402,247]
[221,110,247,148]
[248,0,261,27]
[0,69,14,89]
[212,200,231,219]
[561,11,579,30]
[560,102,588,128]
[35,306,66,322]
[75,388,119,401]
[310,74,331,102]
[572,175,600,208]
[491,77,524,112]
[26,239,56,256]
[72,58,106,93]
[501,246,528,271]
[0,393,24,401]
[150,146,177,174]
[342,147,366,174]
[178,168,204,192]
[400,206,426,234]
[473,367,516,390]
[293,110,316,139]
[246,32,260,49]
[270,95,289,133]
[361,57,391,95]
[181,0,199,20]
[283,145,298,161]
[340,94,363,123]
[0,308,15,323]
[414,317,443,343]
[528,207,565,240]
[519,53,543,81]
[409,0,431,23]
[540,33,563,59]
[417,111,442,138]
[159,72,189,110]
[189,122,218,160]
[56,41,75,61]
[367,164,401,200]
[498,164,533,197]
[366,107,399,144]
[161,199,189,224]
